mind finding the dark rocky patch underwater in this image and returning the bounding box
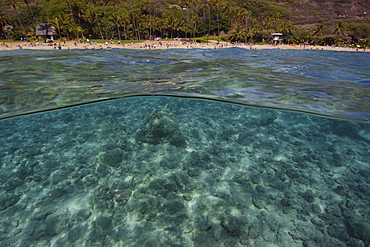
[0,96,369,247]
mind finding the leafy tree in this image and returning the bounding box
[347,23,370,38]
[320,36,337,46]
[0,0,369,45]
[293,30,312,44]
[358,38,370,48]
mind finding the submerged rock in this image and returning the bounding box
[100,149,123,167]
[0,193,20,211]
[221,215,248,237]
[347,216,370,244]
[135,108,186,147]
[98,144,124,167]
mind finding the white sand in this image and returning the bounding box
[0,40,368,52]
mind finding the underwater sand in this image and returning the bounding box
[0,96,369,247]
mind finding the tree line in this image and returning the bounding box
[1,0,369,46]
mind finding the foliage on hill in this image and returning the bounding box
[0,0,369,46]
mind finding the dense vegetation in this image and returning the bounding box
[1,0,370,46]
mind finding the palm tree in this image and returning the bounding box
[69,24,84,39]
[143,0,163,39]
[127,0,141,40]
[87,0,104,39]
[229,25,245,42]
[119,9,133,40]
[333,20,350,45]
[231,7,244,26]
[50,12,72,39]
[333,20,346,36]
[313,21,325,37]
[243,9,251,43]
[162,8,176,38]
[51,16,62,38]
[182,0,201,38]
[0,13,10,39]
[6,0,27,35]
[262,16,274,30]
[152,16,163,38]
[108,12,124,40]
[277,21,294,43]
[273,12,284,29]
[229,7,251,43]
[22,0,38,24]
[211,0,222,37]
[293,31,312,44]
[163,7,186,38]
[67,0,81,39]
[219,1,233,34]
[245,26,256,42]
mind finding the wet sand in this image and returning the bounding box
[0,40,368,52]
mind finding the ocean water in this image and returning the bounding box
[0,48,370,247]
[1,48,369,120]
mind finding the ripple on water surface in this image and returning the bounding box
[0,48,369,121]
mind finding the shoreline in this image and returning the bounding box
[0,40,368,52]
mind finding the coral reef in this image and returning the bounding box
[135,108,186,147]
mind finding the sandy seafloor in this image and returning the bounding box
[0,96,369,247]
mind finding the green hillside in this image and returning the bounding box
[1,0,369,46]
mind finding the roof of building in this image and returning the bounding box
[36,24,58,36]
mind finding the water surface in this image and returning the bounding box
[1,48,369,120]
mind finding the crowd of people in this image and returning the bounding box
[0,37,368,52]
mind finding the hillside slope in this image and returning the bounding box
[276,0,369,26]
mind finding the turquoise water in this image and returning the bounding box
[0,49,370,246]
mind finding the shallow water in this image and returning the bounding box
[0,96,369,247]
[0,48,369,120]
[0,48,370,246]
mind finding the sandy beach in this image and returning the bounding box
[0,39,368,52]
